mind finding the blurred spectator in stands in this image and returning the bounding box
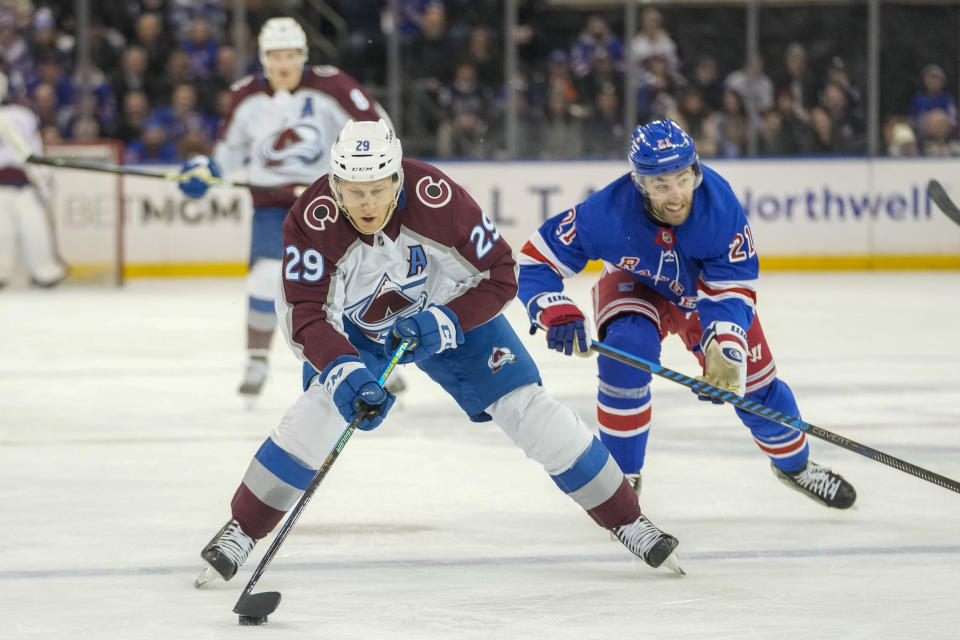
[152,82,215,144]
[71,115,101,142]
[436,60,490,158]
[32,82,71,136]
[339,2,384,85]
[824,57,864,129]
[919,108,960,156]
[115,89,150,143]
[134,12,171,77]
[756,109,791,156]
[908,64,957,140]
[87,19,125,75]
[775,42,816,120]
[71,61,118,136]
[636,55,679,125]
[537,87,582,159]
[820,81,863,152]
[397,0,442,39]
[582,82,625,159]
[404,2,454,110]
[182,18,219,81]
[202,45,237,113]
[29,7,68,65]
[578,48,623,109]
[884,117,919,157]
[178,112,212,159]
[715,88,749,157]
[0,8,35,97]
[806,106,839,154]
[725,54,773,126]
[168,0,225,42]
[40,125,62,146]
[668,86,718,157]
[125,118,179,164]
[688,53,723,111]
[629,7,678,83]
[773,89,811,154]
[29,52,75,113]
[113,45,164,106]
[537,49,579,111]
[570,14,623,79]
[465,26,501,95]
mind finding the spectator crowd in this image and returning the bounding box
[0,0,956,163]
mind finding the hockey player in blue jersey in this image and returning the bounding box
[517,118,856,509]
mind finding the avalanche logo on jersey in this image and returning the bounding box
[415,176,452,208]
[487,347,517,373]
[303,196,340,231]
[344,273,428,338]
[260,123,323,167]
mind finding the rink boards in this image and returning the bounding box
[49,156,960,279]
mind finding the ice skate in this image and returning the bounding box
[238,356,269,408]
[772,460,856,509]
[611,514,684,574]
[194,518,256,588]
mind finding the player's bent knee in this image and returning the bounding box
[247,258,282,301]
[270,381,344,468]
[486,383,593,475]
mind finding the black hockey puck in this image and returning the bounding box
[238,614,268,626]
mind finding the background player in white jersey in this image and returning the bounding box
[0,66,66,288]
[518,119,856,510]
[194,120,682,588]
[178,17,393,405]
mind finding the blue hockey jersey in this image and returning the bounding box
[517,164,758,333]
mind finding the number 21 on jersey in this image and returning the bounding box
[727,225,756,263]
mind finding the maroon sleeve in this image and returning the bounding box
[404,160,517,333]
[281,178,360,372]
[302,66,385,122]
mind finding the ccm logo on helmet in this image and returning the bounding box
[415,176,452,208]
[303,195,340,231]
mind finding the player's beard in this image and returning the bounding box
[648,198,692,226]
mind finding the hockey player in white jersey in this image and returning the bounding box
[178,17,394,405]
[193,120,682,590]
[0,67,67,288]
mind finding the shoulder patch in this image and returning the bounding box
[414,176,453,208]
[312,65,340,77]
[303,195,341,231]
[230,74,255,92]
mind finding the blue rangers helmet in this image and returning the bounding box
[628,118,702,192]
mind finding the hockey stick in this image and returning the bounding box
[927,179,960,226]
[589,339,960,496]
[0,113,295,193]
[232,339,412,625]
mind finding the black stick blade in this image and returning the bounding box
[928,179,960,225]
[234,591,281,618]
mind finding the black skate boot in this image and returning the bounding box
[772,460,856,509]
[611,514,684,574]
[194,518,256,588]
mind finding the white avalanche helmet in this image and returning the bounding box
[258,17,308,70]
[329,119,405,232]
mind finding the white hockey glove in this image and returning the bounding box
[527,292,592,357]
[696,321,747,403]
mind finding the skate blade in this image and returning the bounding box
[241,394,258,411]
[661,551,685,576]
[193,563,221,589]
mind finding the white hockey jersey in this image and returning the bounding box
[214,65,389,208]
[0,102,42,181]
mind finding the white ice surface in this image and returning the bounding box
[2,272,959,639]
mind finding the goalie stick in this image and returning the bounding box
[231,339,412,626]
[927,179,960,226]
[0,113,300,194]
[589,339,960,496]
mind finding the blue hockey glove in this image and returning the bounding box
[384,305,464,364]
[177,155,222,199]
[527,292,591,356]
[695,321,747,404]
[322,356,396,431]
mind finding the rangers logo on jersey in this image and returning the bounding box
[344,273,428,337]
[488,347,518,372]
[303,196,340,231]
[260,123,324,167]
